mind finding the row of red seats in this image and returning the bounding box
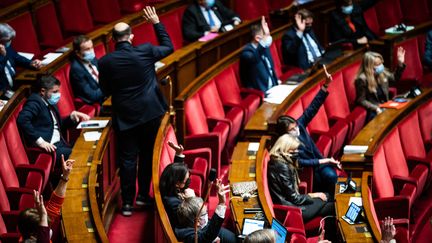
[372,98,432,241]
[234,0,294,22]
[364,0,432,37]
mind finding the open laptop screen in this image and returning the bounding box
[242,218,265,236]
[271,218,288,243]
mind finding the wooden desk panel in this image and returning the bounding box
[62,213,98,242]
[243,102,278,140]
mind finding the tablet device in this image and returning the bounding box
[241,218,265,236]
[341,202,362,225]
[271,218,288,243]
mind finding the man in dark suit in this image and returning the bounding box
[182,0,241,43]
[98,6,173,216]
[282,9,324,70]
[240,17,278,93]
[329,0,377,47]
[69,35,104,104]
[17,75,89,169]
[0,23,42,99]
[276,69,340,196]
[424,30,432,69]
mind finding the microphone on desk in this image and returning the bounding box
[194,168,217,243]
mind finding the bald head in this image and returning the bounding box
[112,22,132,42]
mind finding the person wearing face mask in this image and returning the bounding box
[0,23,42,100]
[182,0,241,43]
[276,68,341,197]
[17,75,90,173]
[240,16,279,93]
[18,155,74,243]
[329,0,377,48]
[355,47,406,120]
[268,134,336,241]
[282,9,324,70]
[175,179,235,243]
[69,35,105,105]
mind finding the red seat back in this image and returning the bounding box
[325,71,350,119]
[184,93,209,135]
[270,44,282,78]
[3,118,29,167]
[400,0,431,25]
[301,85,329,133]
[285,100,304,120]
[375,0,403,33]
[118,0,145,13]
[214,67,242,105]
[393,37,423,83]
[373,146,395,198]
[0,134,20,189]
[132,22,159,46]
[418,101,432,143]
[398,112,426,158]
[266,0,293,11]
[88,0,122,24]
[363,7,380,36]
[53,64,76,118]
[94,42,107,59]
[0,178,11,212]
[7,12,41,55]
[58,0,95,34]
[160,7,186,50]
[198,80,226,118]
[34,1,65,49]
[382,129,409,179]
[235,0,269,20]
[342,61,361,107]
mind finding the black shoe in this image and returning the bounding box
[121,204,133,216]
[135,195,154,207]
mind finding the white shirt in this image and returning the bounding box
[82,61,99,83]
[36,98,61,146]
[296,31,322,63]
[4,60,15,87]
[200,6,222,29]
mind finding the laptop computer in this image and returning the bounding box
[237,218,265,239]
[341,202,363,225]
[271,218,288,243]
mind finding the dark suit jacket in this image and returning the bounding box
[240,43,278,92]
[0,46,32,92]
[424,30,432,69]
[174,214,224,243]
[17,93,73,146]
[296,89,329,167]
[329,0,377,46]
[98,23,173,131]
[282,26,324,70]
[69,57,104,104]
[182,0,239,42]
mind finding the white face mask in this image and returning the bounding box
[288,126,300,138]
[199,213,209,229]
[259,35,273,48]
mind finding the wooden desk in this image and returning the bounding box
[243,102,278,141]
[335,178,374,243]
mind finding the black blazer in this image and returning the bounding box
[17,93,73,146]
[240,43,278,93]
[282,26,324,70]
[424,30,432,69]
[69,57,104,104]
[182,0,239,42]
[329,0,377,46]
[0,46,32,92]
[98,23,173,131]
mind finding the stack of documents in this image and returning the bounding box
[264,84,299,104]
[343,145,368,154]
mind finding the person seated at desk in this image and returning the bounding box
[282,9,324,70]
[355,47,406,120]
[276,69,340,196]
[175,180,235,243]
[69,35,105,105]
[18,155,74,243]
[267,134,336,240]
[17,75,90,171]
[329,0,377,48]
[0,23,42,100]
[182,0,241,43]
[244,229,276,243]
[240,16,278,93]
[424,30,432,70]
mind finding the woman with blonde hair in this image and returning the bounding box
[355,47,406,120]
[267,134,335,225]
[244,229,276,243]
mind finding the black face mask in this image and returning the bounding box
[305,26,312,33]
[290,151,299,161]
[181,177,191,191]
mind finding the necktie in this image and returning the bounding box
[304,34,318,61]
[345,17,356,32]
[207,9,215,27]
[261,54,276,89]
[88,64,99,82]
[4,60,15,87]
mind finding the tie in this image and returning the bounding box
[304,34,318,61]
[261,54,276,89]
[88,64,99,82]
[207,9,215,27]
[345,17,356,32]
[4,60,15,87]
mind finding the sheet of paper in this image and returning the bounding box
[224,24,234,32]
[155,61,165,71]
[83,131,101,141]
[18,52,34,60]
[41,53,63,65]
[248,142,260,152]
[348,197,363,207]
[198,32,219,42]
[343,145,368,154]
[264,84,298,104]
[0,100,8,111]
[77,120,109,129]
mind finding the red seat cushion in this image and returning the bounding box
[58,0,95,34]
[7,12,41,55]
[118,0,145,13]
[132,22,159,46]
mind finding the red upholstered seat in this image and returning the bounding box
[375,0,403,33]
[132,22,159,46]
[88,0,122,24]
[393,38,423,89]
[57,0,95,34]
[118,0,146,13]
[235,0,269,21]
[159,6,186,50]
[7,12,41,56]
[400,0,431,25]
[418,101,432,144]
[94,42,107,59]
[363,7,381,36]
[34,1,66,49]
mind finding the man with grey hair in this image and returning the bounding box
[0,23,42,99]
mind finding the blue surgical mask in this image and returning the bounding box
[341,5,353,15]
[259,36,273,48]
[206,0,215,8]
[5,40,11,48]
[374,64,385,75]
[47,92,61,105]
[82,50,95,62]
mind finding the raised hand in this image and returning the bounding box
[397,46,405,65]
[167,141,184,155]
[61,154,75,179]
[381,217,396,243]
[261,16,270,36]
[33,190,48,227]
[215,178,230,205]
[323,64,333,86]
[142,6,159,24]
[295,13,306,32]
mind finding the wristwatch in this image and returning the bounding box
[60,174,69,182]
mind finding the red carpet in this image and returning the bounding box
[108,207,154,243]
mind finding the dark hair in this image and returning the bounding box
[159,162,189,197]
[176,197,202,228]
[276,115,297,137]
[250,23,263,40]
[18,208,40,239]
[112,26,131,42]
[296,9,314,20]
[37,75,60,91]
[72,35,90,53]
[334,0,352,7]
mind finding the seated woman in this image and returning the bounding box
[267,134,335,223]
[355,47,406,120]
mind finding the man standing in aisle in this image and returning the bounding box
[98,6,173,216]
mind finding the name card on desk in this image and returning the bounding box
[83,131,101,142]
[77,120,109,129]
[41,53,63,65]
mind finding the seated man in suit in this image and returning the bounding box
[0,23,42,99]
[175,179,235,243]
[17,75,89,169]
[329,0,377,48]
[69,35,105,104]
[240,16,278,93]
[424,30,432,70]
[282,9,324,70]
[182,0,241,43]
